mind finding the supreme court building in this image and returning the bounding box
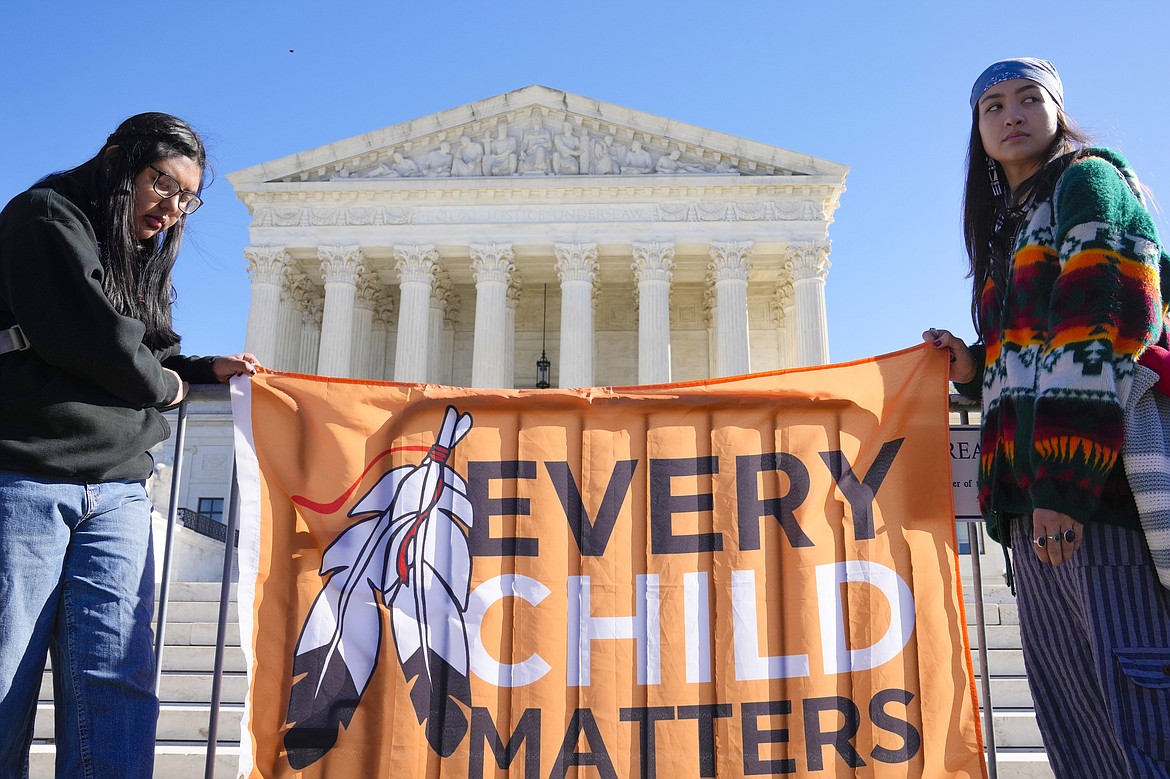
[229,86,848,388]
[155,86,849,578]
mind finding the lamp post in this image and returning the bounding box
[536,283,550,388]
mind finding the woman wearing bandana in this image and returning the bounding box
[927,59,1170,776]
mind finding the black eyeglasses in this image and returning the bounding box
[148,165,203,215]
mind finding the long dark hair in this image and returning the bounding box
[962,109,1090,339]
[56,113,207,349]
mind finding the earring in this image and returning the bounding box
[987,157,1003,198]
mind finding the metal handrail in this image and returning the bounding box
[178,508,230,544]
[148,387,1002,778]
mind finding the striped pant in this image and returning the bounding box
[1011,517,1170,777]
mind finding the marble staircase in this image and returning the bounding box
[28,582,1052,778]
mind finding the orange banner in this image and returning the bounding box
[230,344,985,778]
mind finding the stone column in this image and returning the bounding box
[428,271,454,385]
[786,241,832,367]
[369,291,394,381]
[316,245,364,378]
[243,246,289,367]
[393,245,437,383]
[555,242,598,388]
[470,243,514,388]
[708,241,753,377]
[772,278,795,370]
[298,294,324,374]
[505,272,523,388]
[275,271,309,372]
[703,280,716,377]
[632,242,675,384]
[350,270,380,380]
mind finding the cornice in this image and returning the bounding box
[227,86,848,188]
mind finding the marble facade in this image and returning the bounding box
[156,85,850,580]
[228,86,848,387]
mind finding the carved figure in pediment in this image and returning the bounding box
[451,135,485,176]
[552,121,585,175]
[655,149,706,174]
[518,114,552,174]
[423,142,454,177]
[590,135,619,175]
[485,125,518,176]
[361,151,420,178]
[620,140,653,174]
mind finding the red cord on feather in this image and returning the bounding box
[291,445,432,514]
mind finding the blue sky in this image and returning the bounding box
[3,1,1168,366]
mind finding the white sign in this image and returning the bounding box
[950,426,981,520]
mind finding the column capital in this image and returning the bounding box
[785,241,832,281]
[430,269,453,309]
[771,277,795,326]
[318,245,365,284]
[287,271,317,309]
[554,242,599,284]
[702,279,717,326]
[507,271,524,310]
[708,241,753,282]
[303,295,324,327]
[470,243,515,284]
[632,242,676,284]
[393,244,439,285]
[244,246,291,286]
[355,270,383,309]
[374,292,396,327]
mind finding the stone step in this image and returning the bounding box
[972,647,1027,677]
[44,644,248,674]
[37,669,1037,713]
[968,623,1022,649]
[29,743,240,779]
[45,644,1029,688]
[34,702,244,743]
[157,621,242,646]
[28,744,1053,779]
[161,582,239,601]
[32,699,1048,749]
[990,750,1056,779]
[41,671,249,704]
[158,600,238,623]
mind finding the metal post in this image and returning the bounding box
[154,397,189,694]
[968,520,998,778]
[204,464,240,779]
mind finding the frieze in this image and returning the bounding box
[656,200,824,222]
[251,200,826,230]
[256,206,413,228]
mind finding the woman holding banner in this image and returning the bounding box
[0,113,257,778]
[926,58,1170,776]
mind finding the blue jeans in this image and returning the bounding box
[0,471,158,779]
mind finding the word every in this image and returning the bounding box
[466,439,905,557]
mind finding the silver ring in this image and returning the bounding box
[1063,529,1076,543]
[1048,533,1064,543]
[1034,535,1047,548]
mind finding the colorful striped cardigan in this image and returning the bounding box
[955,148,1170,544]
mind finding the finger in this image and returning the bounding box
[1031,529,1052,563]
[1047,533,1068,566]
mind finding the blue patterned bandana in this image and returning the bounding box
[970,58,1064,111]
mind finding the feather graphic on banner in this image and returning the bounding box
[283,406,475,768]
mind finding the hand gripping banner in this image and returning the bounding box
[230,345,986,778]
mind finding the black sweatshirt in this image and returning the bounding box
[0,167,217,481]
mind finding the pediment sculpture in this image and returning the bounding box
[334,114,744,181]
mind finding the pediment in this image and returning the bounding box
[228,85,847,188]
